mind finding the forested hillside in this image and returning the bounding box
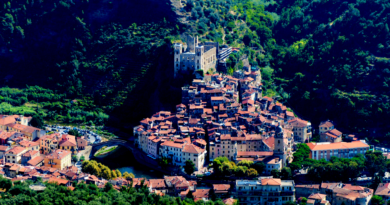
[1,0,390,141]
[269,0,390,142]
[0,0,185,131]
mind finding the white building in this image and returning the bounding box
[235,177,295,205]
[182,144,206,171]
[5,146,27,164]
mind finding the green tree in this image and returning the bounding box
[209,188,217,201]
[237,160,253,168]
[123,172,135,179]
[68,129,81,137]
[246,168,258,178]
[72,155,79,162]
[184,160,196,175]
[0,175,12,190]
[80,155,85,161]
[300,197,307,205]
[280,167,293,180]
[251,162,265,174]
[366,151,386,176]
[30,114,44,129]
[371,195,385,205]
[104,182,113,192]
[271,169,281,178]
[186,190,194,200]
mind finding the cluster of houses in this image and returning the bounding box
[134,67,370,176]
[0,114,89,171]
[134,68,297,174]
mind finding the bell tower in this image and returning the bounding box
[274,124,287,167]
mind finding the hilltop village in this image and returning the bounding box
[0,54,387,205]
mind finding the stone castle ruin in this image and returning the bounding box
[174,35,231,78]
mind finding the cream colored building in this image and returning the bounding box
[182,144,206,171]
[288,118,312,143]
[18,140,40,151]
[5,146,27,164]
[44,149,71,170]
[307,140,370,161]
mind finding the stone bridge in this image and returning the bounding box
[90,139,134,157]
[90,139,179,175]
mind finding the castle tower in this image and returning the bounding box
[174,43,182,77]
[187,35,196,52]
[273,124,287,167]
[195,45,204,71]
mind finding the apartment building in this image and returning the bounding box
[39,133,62,154]
[319,120,335,134]
[307,141,370,160]
[288,118,312,143]
[235,177,295,205]
[18,140,40,151]
[182,144,206,171]
[44,149,72,170]
[5,146,27,164]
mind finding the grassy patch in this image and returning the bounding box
[94,146,118,157]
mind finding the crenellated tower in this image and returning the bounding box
[174,43,182,77]
[195,45,204,71]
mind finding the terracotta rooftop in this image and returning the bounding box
[6,146,26,155]
[27,156,45,166]
[261,178,282,186]
[307,141,369,151]
[182,144,205,154]
[45,149,71,160]
[0,145,9,152]
[22,150,39,157]
[375,183,390,196]
[213,184,231,192]
[19,140,39,147]
[319,120,334,128]
[59,134,77,147]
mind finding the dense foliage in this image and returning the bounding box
[0,0,182,129]
[212,157,264,178]
[269,0,390,140]
[82,160,123,180]
[0,177,232,205]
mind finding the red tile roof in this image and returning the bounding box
[45,149,71,160]
[59,134,77,147]
[261,178,281,185]
[27,156,45,166]
[319,121,334,128]
[306,141,369,151]
[6,146,26,155]
[0,145,9,151]
[182,144,205,154]
[19,140,39,148]
[22,150,39,157]
[213,184,231,192]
